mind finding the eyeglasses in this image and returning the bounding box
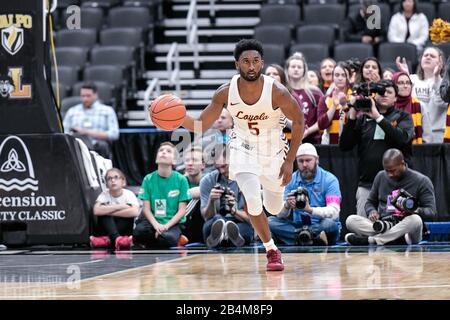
[106,175,122,182]
[397,81,412,86]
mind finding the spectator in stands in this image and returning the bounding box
[307,70,320,87]
[392,71,423,144]
[265,64,302,138]
[133,142,192,248]
[183,146,206,199]
[383,68,396,80]
[345,148,436,245]
[200,147,253,248]
[317,62,353,144]
[268,143,341,246]
[199,109,233,173]
[387,0,429,53]
[396,47,449,143]
[355,57,382,83]
[339,80,414,216]
[343,0,386,46]
[319,58,336,94]
[90,168,140,250]
[286,52,323,144]
[440,56,450,103]
[63,82,119,159]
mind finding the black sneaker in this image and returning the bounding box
[206,219,225,248]
[345,233,369,246]
[225,221,245,247]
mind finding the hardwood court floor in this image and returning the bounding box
[2,246,450,300]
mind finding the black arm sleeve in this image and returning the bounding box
[377,112,414,146]
[339,118,360,151]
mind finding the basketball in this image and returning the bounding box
[149,93,186,130]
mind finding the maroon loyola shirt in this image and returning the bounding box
[292,88,323,144]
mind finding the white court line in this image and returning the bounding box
[0,260,103,268]
[3,282,450,299]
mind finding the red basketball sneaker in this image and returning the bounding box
[266,249,284,271]
[90,236,111,248]
[115,236,133,251]
[176,235,189,247]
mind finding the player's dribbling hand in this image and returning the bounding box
[279,161,293,187]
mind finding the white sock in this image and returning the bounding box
[263,239,278,252]
[368,236,376,245]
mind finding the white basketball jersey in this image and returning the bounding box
[227,74,286,137]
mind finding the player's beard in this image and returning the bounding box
[240,69,261,81]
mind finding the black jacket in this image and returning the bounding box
[339,106,414,188]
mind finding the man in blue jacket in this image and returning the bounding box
[268,143,341,245]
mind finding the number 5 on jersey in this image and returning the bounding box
[248,122,259,135]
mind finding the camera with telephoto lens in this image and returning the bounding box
[351,81,389,112]
[391,189,418,214]
[295,226,314,246]
[373,215,401,233]
[343,58,361,73]
[214,183,233,215]
[288,187,310,210]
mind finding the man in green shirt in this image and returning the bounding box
[133,142,192,248]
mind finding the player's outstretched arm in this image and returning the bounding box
[182,83,229,133]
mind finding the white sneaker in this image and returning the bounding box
[404,233,412,245]
[206,219,226,248]
[0,244,7,251]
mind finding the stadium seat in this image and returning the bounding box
[334,43,374,62]
[107,6,153,29]
[378,43,417,70]
[81,0,120,8]
[60,96,82,119]
[296,25,335,49]
[99,28,145,72]
[303,4,346,29]
[254,25,292,50]
[289,43,329,64]
[437,3,450,23]
[61,7,104,30]
[52,66,79,88]
[55,47,88,69]
[262,44,286,66]
[56,29,97,49]
[90,46,136,90]
[259,4,301,29]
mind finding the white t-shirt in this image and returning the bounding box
[96,189,139,207]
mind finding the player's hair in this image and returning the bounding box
[81,82,97,93]
[234,39,264,61]
[105,168,127,185]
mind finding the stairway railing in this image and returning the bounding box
[186,0,199,72]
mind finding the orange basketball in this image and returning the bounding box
[149,93,186,130]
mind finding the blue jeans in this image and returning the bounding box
[202,214,254,245]
[268,216,340,245]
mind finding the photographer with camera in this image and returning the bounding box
[200,147,253,248]
[268,143,341,246]
[339,79,415,217]
[345,149,436,245]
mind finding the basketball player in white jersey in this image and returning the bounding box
[182,39,304,271]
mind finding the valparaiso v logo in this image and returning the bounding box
[1,25,24,55]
